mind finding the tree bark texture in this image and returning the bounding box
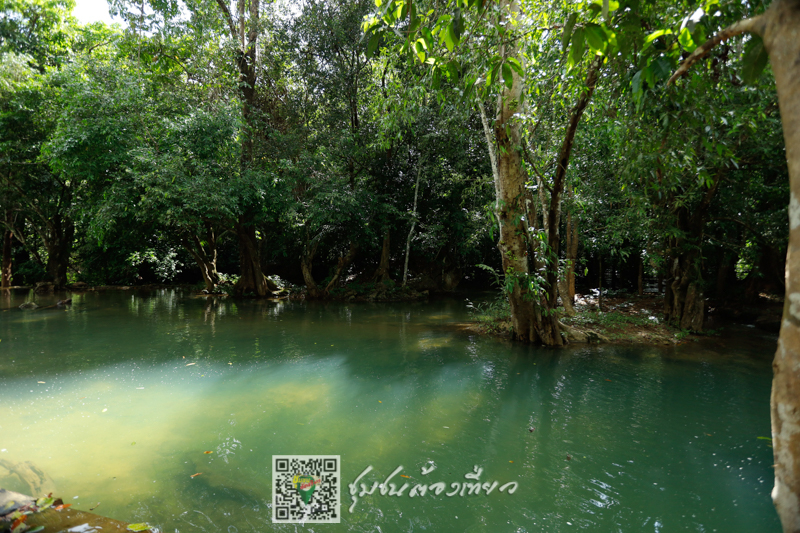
[233,221,269,297]
[759,1,800,529]
[374,230,391,282]
[2,210,12,289]
[493,0,545,344]
[2,227,11,289]
[662,172,722,332]
[301,233,322,299]
[42,215,73,289]
[183,227,220,292]
[324,242,359,293]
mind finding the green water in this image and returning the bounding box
[0,289,780,532]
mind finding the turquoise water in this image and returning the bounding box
[0,289,780,531]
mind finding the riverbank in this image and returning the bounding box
[463,292,783,345]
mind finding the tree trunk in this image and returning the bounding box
[184,229,220,292]
[374,230,391,282]
[2,211,12,289]
[493,0,548,344]
[662,171,721,331]
[324,242,359,292]
[44,217,73,289]
[301,234,322,299]
[403,160,423,286]
[759,1,800,528]
[598,255,603,312]
[566,211,578,301]
[233,221,269,297]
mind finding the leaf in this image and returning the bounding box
[644,29,672,45]
[453,7,464,38]
[561,13,578,50]
[501,62,514,89]
[414,40,425,63]
[54,504,72,510]
[585,23,607,53]
[421,27,433,49]
[204,450,213,454]
[678,27,697,52]
[35,496,54,509]
[367,33,379,57]
[190,472,203,478]
[741,35,769,85]
[506,57,524,76]
[568,28,585,68]
[127,523,153,532]
[650,57,672,82]
[444,22,458,51]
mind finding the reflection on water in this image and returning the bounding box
[0,289,780,532]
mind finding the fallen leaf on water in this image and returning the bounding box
[190,473,203,478]
[11,515,27,529]
[186,363,195,366]
[204,451,213,454]
[54,504,72,511]
[127,523,153,532]
[400,475,411,478]
[38,381,45,384]
[378,401,382,403]
[605,379,612,382]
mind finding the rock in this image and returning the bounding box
[0,459,55,497]
[34,282,54,294]
[18,302,38,310]
[68,281,89,289]
[0,488,34,517]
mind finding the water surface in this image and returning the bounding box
[0,289,779,532]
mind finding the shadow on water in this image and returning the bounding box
[0,289,780,532]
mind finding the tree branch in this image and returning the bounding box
[668,15,764,85]
[214,0,238,41]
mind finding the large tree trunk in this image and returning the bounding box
[662,172,721,331]
[492,0,544,343]
[43,217,73,289]
[373,230,391,283]
[301,235,323,299]
[233,221,269,297]
[183,228,220,292]
[760,1,800,529]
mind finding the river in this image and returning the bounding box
[0,289,779,532]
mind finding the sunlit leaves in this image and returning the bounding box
[561,13,577,51]
[677,27,697,52]
[567,27,585,69]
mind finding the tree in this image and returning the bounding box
[668,0,799,528]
